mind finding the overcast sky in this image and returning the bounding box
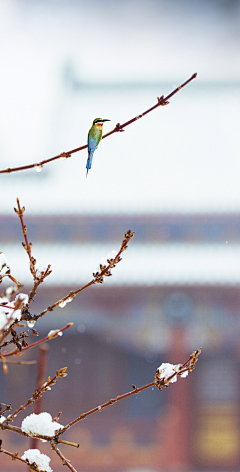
[0,0,240,215]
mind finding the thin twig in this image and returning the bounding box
[0,303,15,309]
[1,323,73,358]
[0,422,29,438]
[0,327,29,351]
[0,313,26,347]
[0,403,11,415]
[51,441,78,472]
[15,198,37,280]
[0,446,32,467]
[0,359,36,365]
[0,320,25,349]
[58,381,155,435]
[0,73,197,175]
[0,421,78,447]
[0,273,21,286]
[154,347,202,390]
[34,229,135,322]
[0,349,201,448]
[58,348,201,436]
[1,367,67,423]
[28,264,52,304]
[14,198,51,304]
[57,439,79,448]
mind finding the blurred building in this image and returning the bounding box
[1,212,240,471]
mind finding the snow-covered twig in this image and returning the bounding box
[58,348,201,436]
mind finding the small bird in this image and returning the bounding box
[86,118,110,176]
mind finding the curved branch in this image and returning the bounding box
[33,229,135,322]
[1,323,73,358]
[51,441,78,472]
[58,347,201,436]
[0,73,197,175]
[0,447,34,469]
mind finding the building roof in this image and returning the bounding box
[3,242,240,287]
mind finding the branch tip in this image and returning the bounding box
[0,74,197,174]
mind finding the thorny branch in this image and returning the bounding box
[0,73,197,175]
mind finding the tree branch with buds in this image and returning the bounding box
[1,323,73,358]
[32,229,135,323]
[0,348,201,472]
[0,73,197,175]
[0,199,134,363]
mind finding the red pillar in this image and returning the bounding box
[163,325,191,471]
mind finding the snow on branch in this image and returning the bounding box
[0,200,134,360]
[0,348,201,471]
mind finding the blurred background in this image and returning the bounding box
[0,0,240,470]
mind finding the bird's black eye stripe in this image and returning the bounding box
[94,120,103,124]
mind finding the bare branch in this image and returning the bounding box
[0,320,26,349]
[1,323,73,358]
[58,348,201,436]
[1,367,67,424]
[0,252,21,287]
[57,439,79,448]
[0,359,36,365]
[34,229,135,322]
[0,446,35,469]
[51,440,78,472]
[0,348,201,456]
[28,264,52,304]
[0,73,197,175]
[0,403,11,416]
[14,198,37,280]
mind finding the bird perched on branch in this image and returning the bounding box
[86,118,110,176]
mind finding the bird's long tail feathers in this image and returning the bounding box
[86,152,93,177]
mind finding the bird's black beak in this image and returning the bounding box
[102,119,111,122]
